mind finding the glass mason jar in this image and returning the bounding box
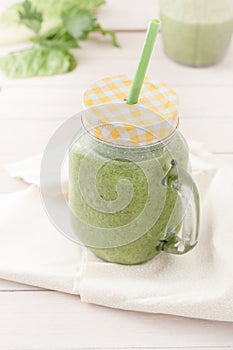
[68,103,200,265]
[160,0,233,66]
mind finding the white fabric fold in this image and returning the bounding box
[1,140,233,321]
[0,186,82,294]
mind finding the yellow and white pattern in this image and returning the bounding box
[82,75,179,147]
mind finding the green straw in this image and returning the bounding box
[127,19,160,105]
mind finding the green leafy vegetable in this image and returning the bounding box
[95,23,119,48]
[32,26,79,51]
[0,47,76,78]
[62,9,96,40]
[18,0,43,35]
[62,8,119,47]
[0,0,119,78]
[0,0,106,29]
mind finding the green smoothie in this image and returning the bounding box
[69,130,190,265]
[160,0,233,66]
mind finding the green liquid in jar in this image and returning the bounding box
[160,0,233,66]
[69,131,189,265]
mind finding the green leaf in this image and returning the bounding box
[33,25,64,40]
[0,47,77,78]
[95,23,119,47]
[62,8,119,46]
[39,37,79,51]
[18,0,43,35]
[62,9,96,40]
[33,25,79,51]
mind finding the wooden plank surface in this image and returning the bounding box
[0,291,232,350]
[98,0,159,30]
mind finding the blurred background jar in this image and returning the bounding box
[159,0,233,66]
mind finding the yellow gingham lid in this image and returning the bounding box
[82,75,179,147]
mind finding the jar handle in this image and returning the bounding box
[157,159,200,255]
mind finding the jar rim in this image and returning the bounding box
[81,102,179,149]
[80,115,179,150]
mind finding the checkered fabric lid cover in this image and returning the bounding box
[82,75,179,147]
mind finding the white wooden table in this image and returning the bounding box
[0,1,233,348]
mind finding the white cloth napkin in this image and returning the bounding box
[0,186,82,293]
[2,141,233,321]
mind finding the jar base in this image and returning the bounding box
[164,50,226,68]
[90,247,160,265]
